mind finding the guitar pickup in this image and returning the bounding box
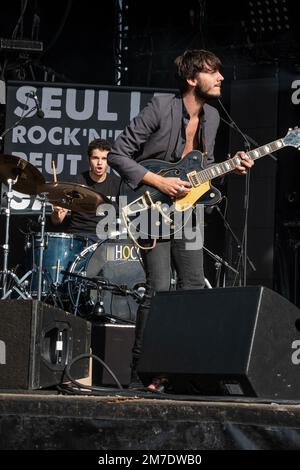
[187,171,201,187]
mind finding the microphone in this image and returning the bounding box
[29,91,44,118]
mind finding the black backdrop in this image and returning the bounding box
[0,69,300,304]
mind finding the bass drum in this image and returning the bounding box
[67,238,146,322]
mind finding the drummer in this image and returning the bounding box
[50,138,120,241]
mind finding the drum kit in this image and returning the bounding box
[0,154,145,321]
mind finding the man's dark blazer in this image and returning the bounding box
[108,93,220,189]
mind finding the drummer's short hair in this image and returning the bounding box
[87,139,112,157]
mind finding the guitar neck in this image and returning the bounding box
[197,138,285,183]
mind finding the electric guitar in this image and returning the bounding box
[120,127,300,239]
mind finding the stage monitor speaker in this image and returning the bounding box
[91,323,135,386]
[0,300,91,390]
[138,287,300,399]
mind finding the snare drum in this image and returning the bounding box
[26,232,88,294]
[67,238,146,321]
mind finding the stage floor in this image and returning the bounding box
[1,389,300,450]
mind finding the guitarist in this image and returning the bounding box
[108,49,254,390]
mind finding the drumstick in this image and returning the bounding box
[52,160,57,183]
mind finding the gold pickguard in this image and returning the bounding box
[175,182,211,212]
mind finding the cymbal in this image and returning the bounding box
[39,181,109,213]
[0,154,45,194]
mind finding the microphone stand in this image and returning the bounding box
[218,99,253,287]
[203,245,239,287]
[214,205,256,273]
[0,105,39,151]
[62,270,138,324]
[219,116,278,162]
[36,194,47,301]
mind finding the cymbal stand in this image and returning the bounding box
[1,178,32,299]
[36,194,47,301]
[1,178,14,296]
[73,283,82,316]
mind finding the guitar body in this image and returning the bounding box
[119,151,221,239]
[120,151,222,207]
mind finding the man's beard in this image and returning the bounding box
[194,83,221,102]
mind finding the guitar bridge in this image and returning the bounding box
[122,194,150,217]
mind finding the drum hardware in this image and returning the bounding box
[1,177,16,298]
[0,264,33,300]
[36,193,47,301]
[25,178,105,298]
[41,280,65,311]
[30,180,106,299]
[0,155,145,314]
[21,196,63,302]
[0,190,50,300]
[37,181,109,213]
[61,271,92,317]
[25,232,88,302]
[0,154,108,301]
[54,259,62,285]
[73,281,86,316]
[0,185,31,299]
[0,154,46,299]
[31,181,106,300]
[0,154,45,195]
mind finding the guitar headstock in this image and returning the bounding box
[282,127,300,148]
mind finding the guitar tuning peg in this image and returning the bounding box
[295,126,299,129]
[289,127,292,131]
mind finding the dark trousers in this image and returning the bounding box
[132,236,205,364]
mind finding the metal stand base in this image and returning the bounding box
[0,270,32,299]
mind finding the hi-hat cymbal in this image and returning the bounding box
[0,154,45,194]
[39,181,109,213]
